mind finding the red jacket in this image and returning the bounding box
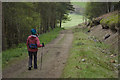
[26,35,43,52]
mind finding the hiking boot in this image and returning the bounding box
[28,67,31,70]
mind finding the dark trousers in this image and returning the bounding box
[28,51,37,68]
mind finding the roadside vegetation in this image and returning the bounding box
[62,27,118,78]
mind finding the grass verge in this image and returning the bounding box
[2,27,63,68]
[62,14,84,29]
[61,27,118,78]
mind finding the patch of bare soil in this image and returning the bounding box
[3,29,73,78]
[89,25,113,40]
[88,24,118,51]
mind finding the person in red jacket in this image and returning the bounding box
[26,29,44,70]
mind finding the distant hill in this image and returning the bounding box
[83,11,119,53]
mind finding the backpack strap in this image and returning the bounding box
[28,39,29,46]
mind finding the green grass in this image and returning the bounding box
[61,28,118,78]
[62,14,84,29]
[38,28,63,44]
[100,14,119,30]
[2,45,28,68]
[0,53,2,71]
[2,27,63,68]
[71,1,87,8]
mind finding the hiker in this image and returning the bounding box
[26,29,45,70]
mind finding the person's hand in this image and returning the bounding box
[42,43,45,47]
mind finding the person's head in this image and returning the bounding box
[31,29,37,35]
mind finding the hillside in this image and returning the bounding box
[83,11,119,54]
[62,11,119,78]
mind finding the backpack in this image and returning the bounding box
[28,37,37,49]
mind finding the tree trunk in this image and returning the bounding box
[107,2,111,13]
[59,13,63,28]
[53,17,56,28]
[59,19,62,28]
[108,2,111,12]
[46,20,49,32]
[2,4,7,50]
[40,21,43,34]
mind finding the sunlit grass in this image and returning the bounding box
[71,1,87,8]
[62,14,84,29]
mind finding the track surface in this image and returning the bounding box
[3,29,73,78]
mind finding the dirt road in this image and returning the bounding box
[3,29,73,78]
